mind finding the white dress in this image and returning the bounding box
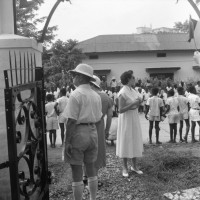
[116,86,143,158]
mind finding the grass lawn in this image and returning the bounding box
[48,142,200,200]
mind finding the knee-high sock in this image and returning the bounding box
[72,181,84,200]
[88,176,98,200]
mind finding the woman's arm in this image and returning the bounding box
[118,95,140,114]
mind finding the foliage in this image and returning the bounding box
[173,20,189,33]
[16,0,57,46]
[43,39,85,88]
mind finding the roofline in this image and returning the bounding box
[83,49,198,54]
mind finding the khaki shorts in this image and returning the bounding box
[168,114,180,124]
[46,117,59,131]
[66,124,98,165]
[149,115,160,121]
[179,112,189,121]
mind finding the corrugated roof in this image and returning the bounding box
[77,33,200,53]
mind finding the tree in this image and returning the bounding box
[173,20,189,33]
[44,39,85,87]
[50,39,85,72]
[16,0,58,46]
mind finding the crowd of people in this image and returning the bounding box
[44,63,200,200]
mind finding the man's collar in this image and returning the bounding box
[77,84,91,89]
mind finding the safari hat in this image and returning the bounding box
[70,63,95,81]
[90,75,101,88]
[112,76,116,80]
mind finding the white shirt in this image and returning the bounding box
[110,80,117,87]
[166,97,179,115]
[188,93,200,109]
[56,96,69,113]
[45,102,57,118]
[63,84,102,123]
[146,96,163,117]
[177,95,189,114]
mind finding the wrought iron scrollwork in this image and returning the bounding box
[1,51,50,200]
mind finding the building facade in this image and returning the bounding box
[77,33,200,84]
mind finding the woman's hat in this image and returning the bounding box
[69,63,95,81]
[90,75,101,88]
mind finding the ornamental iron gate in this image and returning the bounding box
[0,51,50,200]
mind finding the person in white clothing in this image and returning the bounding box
[187,86,200,143]
[177,87,190,143]
[164,89,180,143]
[116,70,143,178]
[54,88,69,146]
[45,94,59,148]
[110,77,117,93]
[195,81,200,97]
[145,87,164,144]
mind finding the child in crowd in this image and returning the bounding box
[54,88,69,146]
[187,86,200,143]
[164,89,180,143]
[177,87,190,143]
[145,87,164,144]
[166,82,172,92]
[138,87,145,113]
[106,111,118,146]
[45,94,59,148]
[159,89,167,105]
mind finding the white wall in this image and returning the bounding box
[83,50,200,83]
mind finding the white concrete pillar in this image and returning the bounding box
[0,0,14,34]
[0,3,43,195]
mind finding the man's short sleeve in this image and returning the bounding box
[63,96,79,120]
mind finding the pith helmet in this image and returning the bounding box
[90,75,101,88]
[70,63,95,81]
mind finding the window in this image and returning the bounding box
[89,54,99,59]
[157,53,166,57]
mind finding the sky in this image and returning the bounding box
[38,0,199,42]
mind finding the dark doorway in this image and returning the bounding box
[150,73,173,80]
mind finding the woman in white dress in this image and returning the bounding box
[116,70,144,177]
[188,86,200,142]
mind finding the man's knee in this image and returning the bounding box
[85,163,96,177]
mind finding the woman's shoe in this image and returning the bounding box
[130,167,143,175]
[122,170,129,177]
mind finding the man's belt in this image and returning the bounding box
[192,108,200,110]
[78,123,95,126]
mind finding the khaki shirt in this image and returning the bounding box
[63,84,102,123]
